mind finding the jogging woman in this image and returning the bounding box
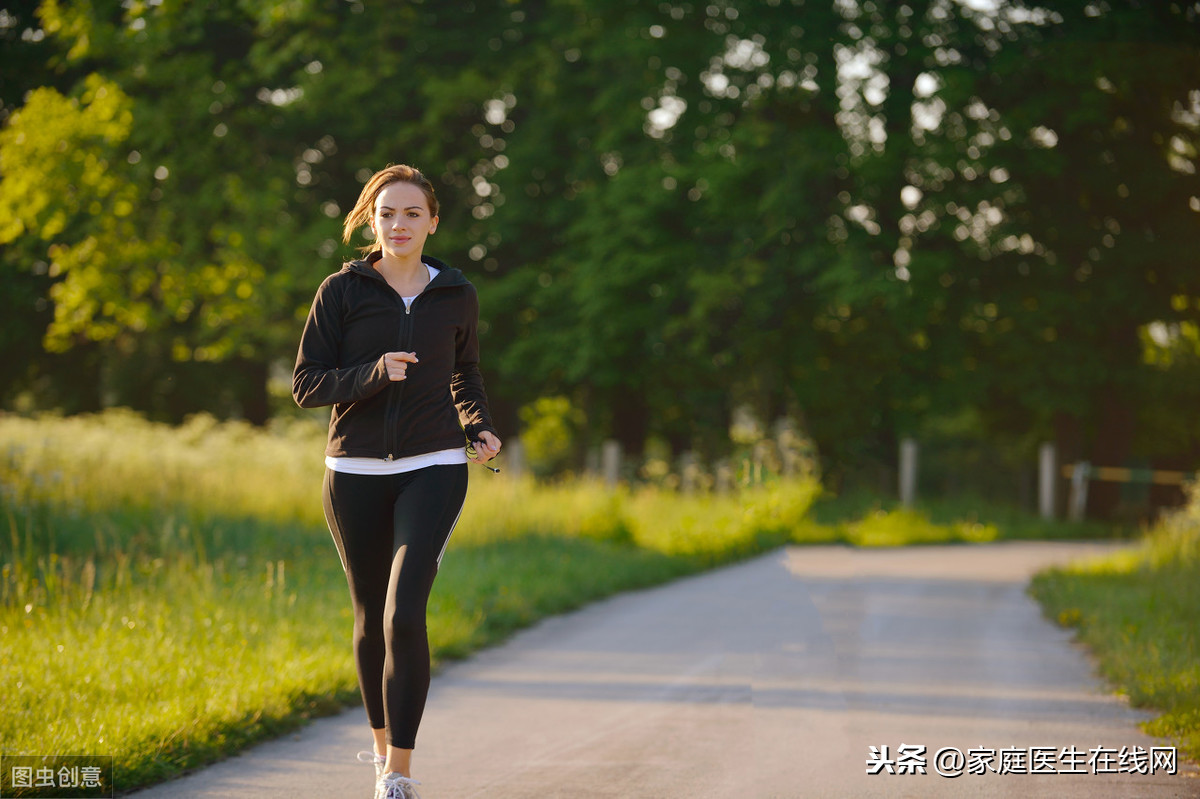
[293,164,501,799]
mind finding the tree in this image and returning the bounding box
[5,0,1198,510]
[950,0,1200,515]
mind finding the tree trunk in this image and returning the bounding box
[611,390,648,459]
[1087,388,1136,520]
[234,358,270,426]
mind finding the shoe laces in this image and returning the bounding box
[357,750,385,780]
[378,771,422,799]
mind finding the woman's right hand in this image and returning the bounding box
[383,351,418,381]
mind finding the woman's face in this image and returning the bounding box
[370,181,438,262]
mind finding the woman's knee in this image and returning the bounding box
[385,605,427,644]
[352,603,386,642]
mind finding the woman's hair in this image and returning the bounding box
[342,164,439,252]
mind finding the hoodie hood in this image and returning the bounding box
[343,251,468,288]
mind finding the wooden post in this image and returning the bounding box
[1067,460,1090,522]
[601,440,622,488]
[899,437,918,507]
[1038,442,1056,520]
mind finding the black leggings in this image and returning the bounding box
[322,464,468,749]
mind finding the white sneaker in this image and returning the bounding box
[357,750,385,782]
[375,771,422,799]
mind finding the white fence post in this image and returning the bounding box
[1038,442,1057,520]
[714,459,733,494]
[601,440,622,489]
[503,437,525,478]
[1068,460,1091,522]
[774,417,797,477]
[899,437,918,507]
[679,451,699,494]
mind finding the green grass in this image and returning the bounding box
[0,409,1150,793]
[1030,490,1200,763]
[804,487,1131,547]
[0,411,817,793]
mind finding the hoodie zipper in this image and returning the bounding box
[349,257,463,461]
[385,295,415,460]
[384,274,447,460]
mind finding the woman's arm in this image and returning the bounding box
[292,279,392,409]
[450,284,499,443]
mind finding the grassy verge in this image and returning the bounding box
[1030,487,1200,763]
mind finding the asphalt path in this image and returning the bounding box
[128,541,1199,798]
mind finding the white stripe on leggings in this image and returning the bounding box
[436,498,466,568]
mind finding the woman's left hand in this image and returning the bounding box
[468,431,502,464]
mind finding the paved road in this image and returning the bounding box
[129,542,1199,798]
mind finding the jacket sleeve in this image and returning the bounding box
[450,284,498,441]
[292,276,391,409]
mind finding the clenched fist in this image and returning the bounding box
[383,351,418,381]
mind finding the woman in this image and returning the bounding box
[293,164,501,799]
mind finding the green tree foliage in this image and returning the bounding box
[927,1,1200,512]
[0,76,152,348]
[518,395,586,476]
[2,0,1198,505]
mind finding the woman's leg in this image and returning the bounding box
[322,470,396,739]
[382,463,468,774]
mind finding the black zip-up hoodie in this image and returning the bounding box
[292,251,497,460]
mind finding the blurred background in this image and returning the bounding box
[2,0,1198,521]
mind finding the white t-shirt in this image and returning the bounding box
[399,263,439,309]
[326,448,468,475]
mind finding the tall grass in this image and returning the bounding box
[1030,482,1200,763]
[0,410,819,792]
